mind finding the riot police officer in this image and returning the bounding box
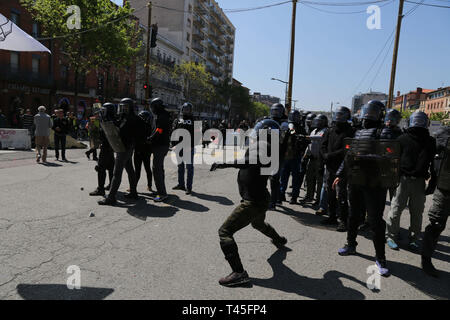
[298,112,317,191]
[134,110,155,193]
[320,106,354,230]
[302,114,328,205]
[172,102,197,195]
[335,100,393,276]
[210,118,287,287]
[421,126,450,277]
[149,97,171,202]
[268,103,288,209]
[98,98,141,206]
[279,110,309,204]
[89,103,116,197]
[386,111,436,251]
[305,113,317,135]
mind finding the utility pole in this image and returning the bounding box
[286,0,297,114]
[387,0,404,109]
[145,2,152,103]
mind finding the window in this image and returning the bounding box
[32,23,39,38]
[187,18,191,28]
[60,65,68,79]
[186,47,190,55]
[32,57,40,75]
[10,52,19,72]
[187,33,190,42]
[10,12,20,26]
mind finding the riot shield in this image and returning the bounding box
[437,138,450,191]
[344,138,401,188]
[100,121,126,153]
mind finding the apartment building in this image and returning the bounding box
[420,86,450,117]
[351,91,388,115]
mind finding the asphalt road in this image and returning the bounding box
[0,146,448,300]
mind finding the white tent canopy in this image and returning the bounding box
[0,13,51,53]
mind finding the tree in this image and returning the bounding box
[173,61,214,105]
[21,0,141,104]
[401,110,413,119]
[251,102,270,119]
[429,112,449,122]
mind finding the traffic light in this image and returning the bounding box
[97,77,104,95]
[144,83,153,99]
[150,24,158,48]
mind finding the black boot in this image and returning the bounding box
[89,188,105,196]
[98,197,116,206]
[421,256,439,278]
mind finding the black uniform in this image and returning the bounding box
[421,126,450,276]
[380,125,403,200]
[96,127,115,192]
[321,122,354,224]
[134,117,153,190]
[102,111,141,203]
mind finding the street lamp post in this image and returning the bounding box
[271,77,289,108]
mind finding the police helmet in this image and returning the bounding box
[288,110,301,124]
[333,106,351,123]
[312,114,328,129]
[385,109,401,127]
[150,97,165,114]
[118,98,135,116]
[249,118,280,141]
[360,100,385,121]
[102,102,116,121]
[270,103,285,120]
[409,111,429,129]
[181,102,193,116]
[305,113,317,127]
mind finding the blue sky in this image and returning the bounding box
[114,0,450,111]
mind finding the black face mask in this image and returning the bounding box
[362,119,378,129]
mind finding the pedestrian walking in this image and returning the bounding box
[34,106,53,163]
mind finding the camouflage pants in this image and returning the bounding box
[218,199,283,272]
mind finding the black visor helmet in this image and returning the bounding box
[333,106,351,123]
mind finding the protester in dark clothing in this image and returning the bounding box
[149,98,171,202]
[210,119,287,287]
[52,109,70,161]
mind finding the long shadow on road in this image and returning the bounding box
[275,205,338,232]
[190,191,234,206]
[251,248,367,300]
[16,284,114,300]
[355,251,450,300]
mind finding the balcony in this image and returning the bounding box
[193,14,205,27]
[192,40,204,53]
[55,80,89,94]
[150,77,182,92]
[151,53,176,69]
[0,64,53,87]
[193,28,205,40]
